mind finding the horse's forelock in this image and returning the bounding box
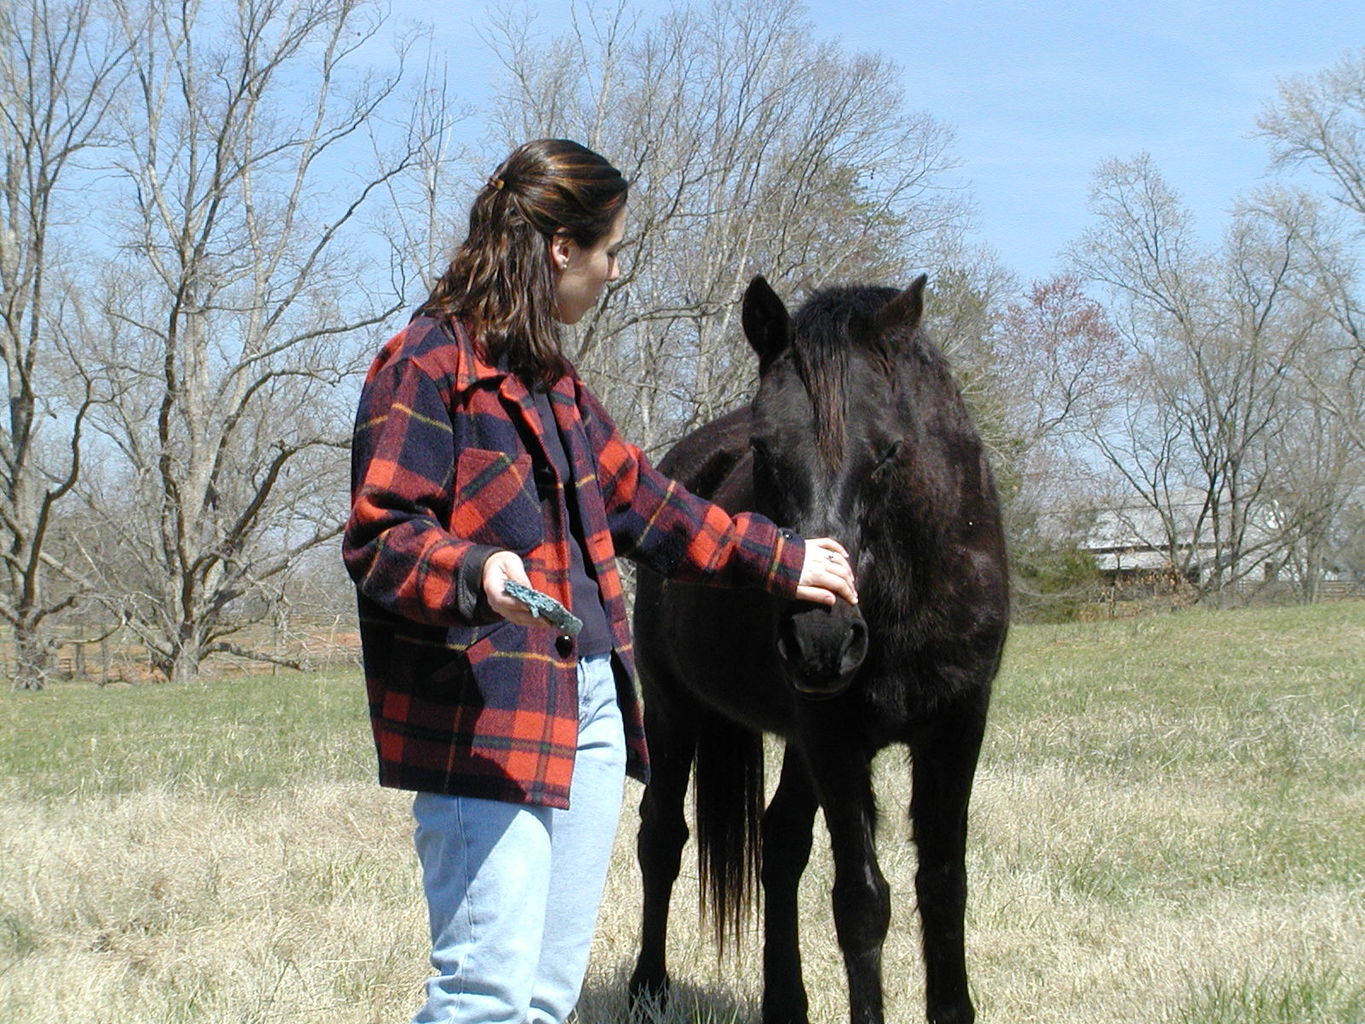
[790,308,850,466]
[790,287,899,465]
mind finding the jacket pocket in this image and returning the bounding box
[452,447,543,553]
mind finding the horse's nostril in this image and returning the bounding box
[776,630,794,666]
[841,619,869,673]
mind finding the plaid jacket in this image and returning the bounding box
[343,315,806,809]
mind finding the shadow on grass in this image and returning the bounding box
[577,962,759,1024]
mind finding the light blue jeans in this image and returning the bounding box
[411,653,627,1024]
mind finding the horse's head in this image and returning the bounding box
[742,274,928,698]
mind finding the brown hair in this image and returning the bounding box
[420,139,628,385]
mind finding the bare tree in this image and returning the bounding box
[1258,47,1365,246]
[482,0,968,454]
[0,0,127,689]
[1265,398,1362,599]
[1257,52,1365,451]
[77,0,455,682]
[1070,155,1321,602]
[1238,187,1365,599]
[992,274,1127,460]
[968,274,1125,614]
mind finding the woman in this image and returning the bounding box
[342,139,857,1024]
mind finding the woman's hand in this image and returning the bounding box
[482,551,552,628]
[796,537,858,606]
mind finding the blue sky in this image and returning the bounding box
[427,1,1365,284]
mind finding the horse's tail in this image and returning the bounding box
[693,708,764,950]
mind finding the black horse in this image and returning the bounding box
[628,275,1009,1024]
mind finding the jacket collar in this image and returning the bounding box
[443,316,583,474]
[448,317,510,393]
[447,316,578,405]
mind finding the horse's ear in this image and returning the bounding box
[875,273,928,340]
[742,275,794,363]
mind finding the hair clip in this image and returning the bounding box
[489,176,506,191]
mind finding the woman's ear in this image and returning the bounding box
[550,230,574,271]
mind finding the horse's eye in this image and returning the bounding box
[874,440,903,470]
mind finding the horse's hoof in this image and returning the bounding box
[761,996,811,1024]
[627,969,671,1020]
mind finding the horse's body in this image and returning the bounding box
[628,277,1009,1024]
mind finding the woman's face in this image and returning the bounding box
[551,207,625,325]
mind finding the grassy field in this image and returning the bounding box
[2,603,1362,1024]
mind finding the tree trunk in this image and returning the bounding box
[167,645,202,685]
[12,625,51,691]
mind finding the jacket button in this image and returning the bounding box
[555,634,575,658]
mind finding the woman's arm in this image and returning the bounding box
[578,384,856,605]
[343,358,502,627]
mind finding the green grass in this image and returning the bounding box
[979,604,1365,898]
[1,668,373,799]
[990,604,1361,774]
[2,602,1362,1024]
[1168,967,1365,1024]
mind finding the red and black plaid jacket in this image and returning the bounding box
[343,315,806,808]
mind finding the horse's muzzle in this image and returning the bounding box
[775,602,868,698]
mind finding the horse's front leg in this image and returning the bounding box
[760,745,819,1024]
[907,689,988,1024]
[629,687,698,1015]
[807,740,888,1024]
